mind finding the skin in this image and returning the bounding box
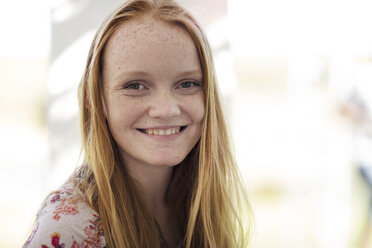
[102,18,205,247]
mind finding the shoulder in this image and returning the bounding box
[23,184,106,248]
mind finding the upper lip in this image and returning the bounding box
[136,125,186,129]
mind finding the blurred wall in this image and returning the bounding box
[1,0,372,248]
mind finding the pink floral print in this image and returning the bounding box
[22,185,106,248]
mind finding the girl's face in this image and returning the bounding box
[102,19,204,169]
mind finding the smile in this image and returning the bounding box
[137,126,187,136]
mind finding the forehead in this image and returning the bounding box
[101,18,202,77]
[111,18,191,45]
[103,18,198,61]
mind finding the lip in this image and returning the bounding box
[136,125,185,130]
[136,125,188,141]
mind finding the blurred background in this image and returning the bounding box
[1,0,372,247]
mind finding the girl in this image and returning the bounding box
[23,0,251,247]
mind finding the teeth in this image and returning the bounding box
[144,127,181,136]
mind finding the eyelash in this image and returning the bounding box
[177,80,201,89]
[123,80,201,90]
[123,82,145,90]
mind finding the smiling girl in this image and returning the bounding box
[23,0,251,247]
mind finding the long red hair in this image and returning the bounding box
[75,0,252,247]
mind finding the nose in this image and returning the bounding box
[148,92,181,119]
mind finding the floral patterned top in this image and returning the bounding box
[22,184,106,248]
[22,184,182,248]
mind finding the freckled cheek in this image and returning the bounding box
[108,99,144,128]
[187,96,205,123]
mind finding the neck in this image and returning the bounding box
[123,157,174,215]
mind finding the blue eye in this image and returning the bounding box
[124,83,144,90]
[179,81,199,88]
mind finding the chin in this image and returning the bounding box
[149,155,186,167]
[150,160,183,167]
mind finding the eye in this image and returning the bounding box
[124,82,145,90]
[178,80,201,89]
[120,81,149,97]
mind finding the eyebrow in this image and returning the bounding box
[177,69,203,77]
[117,69,202,78]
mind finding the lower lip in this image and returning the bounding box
[137,128,186,141]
